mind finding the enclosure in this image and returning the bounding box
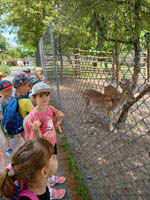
[36,1,150,199]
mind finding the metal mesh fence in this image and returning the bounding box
[37,1,150,199]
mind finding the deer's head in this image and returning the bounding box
[119,80,135,101]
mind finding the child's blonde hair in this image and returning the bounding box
[35,68,43,79]
[0,138,54,198]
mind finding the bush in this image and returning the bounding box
[0,64,11,77]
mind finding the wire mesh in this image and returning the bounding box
[37,1,150,199]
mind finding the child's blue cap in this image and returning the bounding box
[13,73,29,89]
[0,80,13,92]
[23,68,31,73]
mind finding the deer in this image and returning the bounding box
[82,80,134,131]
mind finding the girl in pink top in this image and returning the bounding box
[24,82,66,200]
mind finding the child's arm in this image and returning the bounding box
[0,112,3,120]
[0,102,3,120]
[31,117,42,138]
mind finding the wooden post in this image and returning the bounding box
[115,42,120,87]
[75,48,81,76]
[147,48,150,82]
[112,50,115,82]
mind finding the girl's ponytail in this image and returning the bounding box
[0,167,16,198]
[0,138,54,199]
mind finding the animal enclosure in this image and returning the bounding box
[37,12,150,199]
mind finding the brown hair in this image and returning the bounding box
[0,138,54,198]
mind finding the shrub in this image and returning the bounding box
[6,60,18,66]
[0,64,11,77]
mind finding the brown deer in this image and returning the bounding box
[82,80,134,131]
[104,84,121,100]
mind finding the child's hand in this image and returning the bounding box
[54,112,64,128]
[31,117,41,132]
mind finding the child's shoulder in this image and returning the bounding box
[48,105,57,112]
[0,96,12,106]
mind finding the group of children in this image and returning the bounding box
[0,67,66,200]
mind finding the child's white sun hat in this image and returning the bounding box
[31,82,51,95]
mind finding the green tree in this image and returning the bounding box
[1,0,55,47]
[0,34,8,50]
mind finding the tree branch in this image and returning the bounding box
[117,85,150,124]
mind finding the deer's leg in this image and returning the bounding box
[107,110,114,132]
[83,98,92,122]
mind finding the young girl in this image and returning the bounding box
[0,138,65,200]
[24,82,65,199]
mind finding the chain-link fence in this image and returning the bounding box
[36,2,150,199]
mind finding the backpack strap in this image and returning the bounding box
[17,95,29,99]
[19,189,39,200]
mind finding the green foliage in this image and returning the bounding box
[8,46,35,58]
[1,0,56,47]
[51,0,150,52]
[0,64,11,76]
[1,0,150,53]
[0,34,8,50]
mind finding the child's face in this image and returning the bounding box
[2,88,12,98]
[37,73,43,80]
[34,92,50,107]
[17,82,29,95]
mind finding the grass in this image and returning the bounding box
[60,136,93,200]
[46,62,146,80]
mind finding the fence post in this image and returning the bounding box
[147,48,150,82]
[39,38,47,81]
[112,50,115,83]
[36,44,42,67]
[115,42,120,87]
[49,21,62,110]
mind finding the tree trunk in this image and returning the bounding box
[116,0,141,125]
